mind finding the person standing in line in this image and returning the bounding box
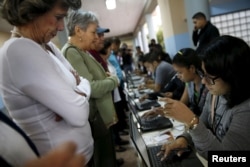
[0,0,93,166]
[0,110,86,167]
[133,46,144,72]
[99,39,129,153]
[120,43,133,74]
[192,12,220,53]
[89,27,127,161]
[109,37,123,84]
[61,10,120,167]
[109,37,130,128]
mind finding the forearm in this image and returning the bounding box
[90,76,118,98]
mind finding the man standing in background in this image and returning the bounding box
[109,37,130,132]
[192,12,220,53]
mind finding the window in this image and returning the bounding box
[211,9,250,45]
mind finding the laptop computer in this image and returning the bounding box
[126,73,144,88]
[146,145,204,167]
[139,114,173,132]
[134,99,161,111]
[129,112,203,167]
[128,97,173,132]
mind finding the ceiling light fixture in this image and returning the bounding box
[106,0,116,10]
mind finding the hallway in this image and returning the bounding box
[116,133,140,167]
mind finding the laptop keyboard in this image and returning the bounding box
[147,145,183,167]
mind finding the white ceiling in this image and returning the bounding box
[81,0,149,38]
[0,0,151,39]
[0,0,236,39]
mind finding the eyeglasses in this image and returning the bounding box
[196,70,219,85]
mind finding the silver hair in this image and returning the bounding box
[66,10,99,36]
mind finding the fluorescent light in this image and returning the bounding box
[106,0,116,10]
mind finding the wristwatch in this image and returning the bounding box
[186,115,199,132]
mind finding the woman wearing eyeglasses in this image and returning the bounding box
[159,35,250,161]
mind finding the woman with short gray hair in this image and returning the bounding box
[67,11,99,36]
[62,10,119,167]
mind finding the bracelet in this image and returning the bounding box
[163,110,167,115]
[186,115,199,132]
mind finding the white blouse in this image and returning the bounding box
[0,38,93,164]
[107,60,121,103]
[0,121,37,167]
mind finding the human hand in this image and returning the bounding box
[74,91,87,97]
[55,114,63,122]
[162,92,173,98]
[23,141,86,167]
[75,78,90,98]
[193,26,198,31]
[141,107,165,118]
[160,98,194,124]
[138,84,146,90]
[71,70,81,85]
[106,72,111,77]
[139,94,149,102]
[134,69,140,74]
[157,137,189,161]
[141,110,157,119]
[145,79,153,84]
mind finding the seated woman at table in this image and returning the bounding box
[139,74,185,101]
[140,50,176,92]
[171,48,208,116]
[159,35,250,160]
[142,48,207,117]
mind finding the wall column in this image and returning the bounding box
[137,31,143,52]
[141,25,149,53]
[145,13,157,42]
[157,0,189,57]
[184,0,210,48]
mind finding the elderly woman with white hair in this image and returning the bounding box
[61,10,120,167]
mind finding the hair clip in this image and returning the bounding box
[178,51,183,55]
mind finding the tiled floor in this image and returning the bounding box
[116,134,140,167]
[114,110,139,167]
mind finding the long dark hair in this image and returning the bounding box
[172,48,202,72]
[201,35,250,108]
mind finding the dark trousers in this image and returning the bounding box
[118,85,129,112]
[115,87,128,131]
[91,128,117,167]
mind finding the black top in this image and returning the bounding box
[0,111,40,166]
[192,21,220,54]
[147,75,185,100]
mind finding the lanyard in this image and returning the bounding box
[211,95,216,124]
[211,95,220,132]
